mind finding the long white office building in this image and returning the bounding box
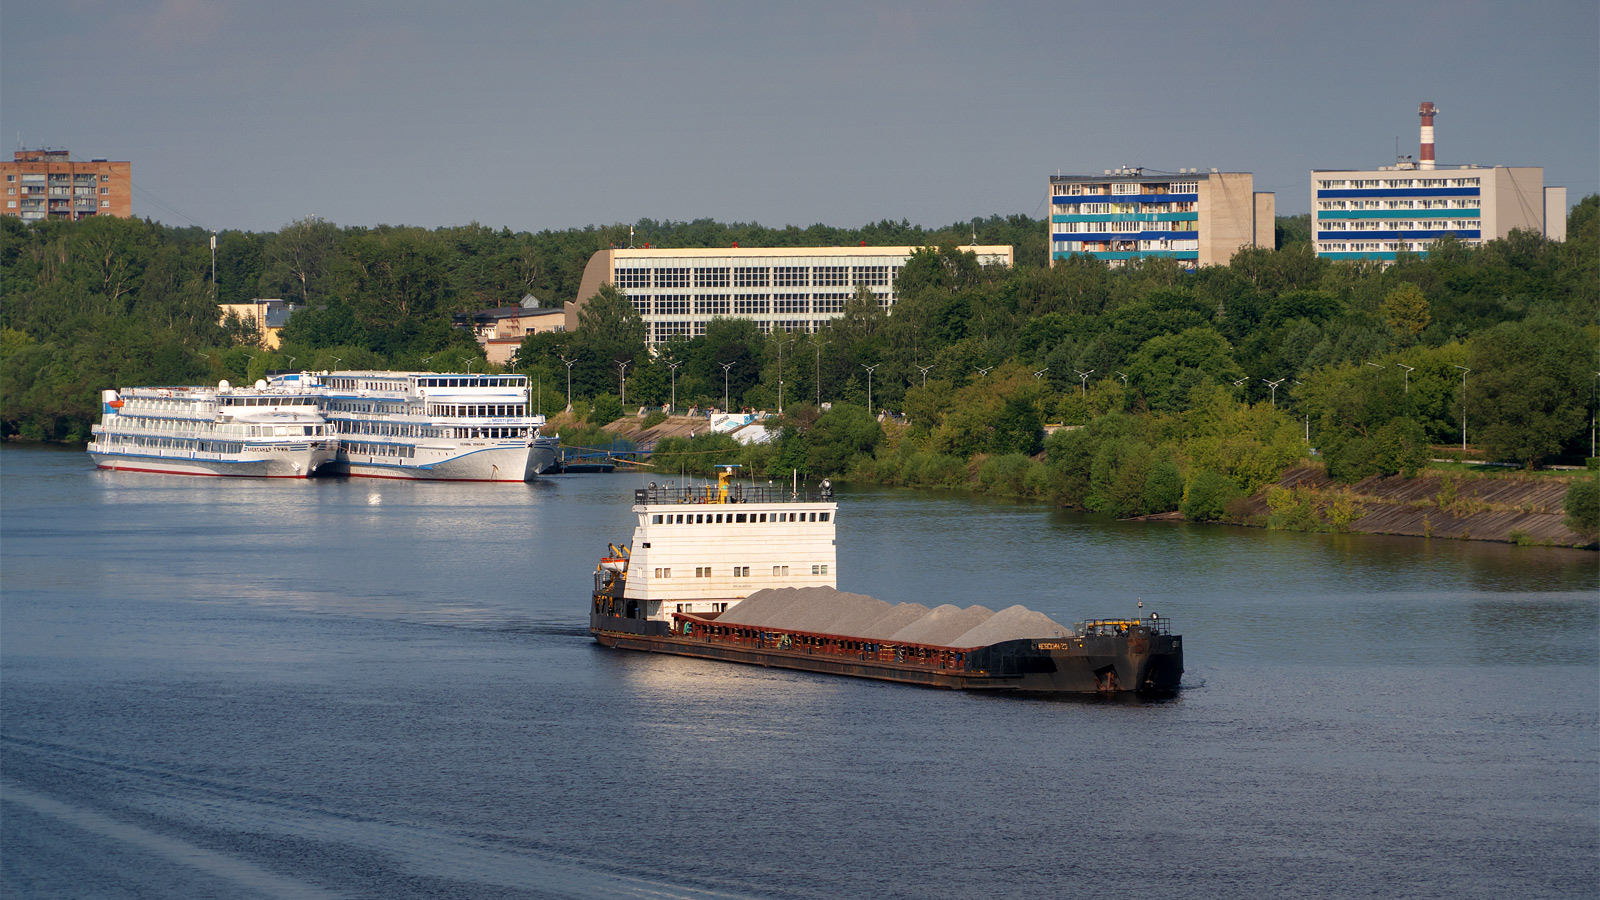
[569,245,1013,345]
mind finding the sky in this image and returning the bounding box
[3,0,1596,235]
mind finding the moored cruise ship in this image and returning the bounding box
[288,370,559,482]
[88,381,338,478]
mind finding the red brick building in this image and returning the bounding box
[2,149,132,221]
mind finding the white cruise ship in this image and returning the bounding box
[286,370,559,482]
[88,381,338,478]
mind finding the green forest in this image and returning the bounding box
[2,201,1596,524]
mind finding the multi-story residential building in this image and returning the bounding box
[1310,102,1566,261]
[1049,168,1273,268]
[1310,167,1566,261]
[2,149,132,221]
[570,245,1014,345]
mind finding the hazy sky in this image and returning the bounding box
[4,0,1596,234]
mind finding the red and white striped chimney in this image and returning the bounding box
[1418,102,1437,170]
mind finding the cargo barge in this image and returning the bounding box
[589,469,1183,694]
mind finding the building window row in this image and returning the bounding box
[694,296,730,315]
[694,267,730,287]
[1316,176,1481,190]
[1318,220,1478,231]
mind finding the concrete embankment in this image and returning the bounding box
[1238,466,1594,548]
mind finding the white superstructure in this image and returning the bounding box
[607,469,838,622]
[293,370,558,482]
[88,381,337,478]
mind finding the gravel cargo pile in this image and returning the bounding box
[713,588,1075,648]
[949,604,1072,647]
[889,604,996,646]
[852,603,933,640]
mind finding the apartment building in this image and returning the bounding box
[1310,102,1566,261]
[2,149,132,221]
[570,245,1014,345]
[1310,167,1566,260]
[1049,168,1273,268]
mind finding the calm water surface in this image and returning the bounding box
[2,445,1596,899]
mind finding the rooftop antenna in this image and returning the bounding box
[628,225,635,249]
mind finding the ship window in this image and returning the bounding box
[758,513,766,522]
[821,565,828,574]
[735,513,746,523]
[715,514,723,524]
[820,513,830,522]
[812,565,820,575]
[652,515,662,524]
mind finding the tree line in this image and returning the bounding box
[3,202,1596,510]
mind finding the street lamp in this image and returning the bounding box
[1397,363,1415,393]
[1263,377,1286,406]
[975,365,993,378]
[1453,365,1469,455]
[1366,362,1385,369]
[720,361,736,411]
[617,360,629,405]
[666,360,682,414]
[1033,367,1049,380]
[1116,372,1128,385]
[861,363,879,414]
[332,357,342,371]
[773,338,795,415]
[559,354,575,411]
[916,365,934,389]
[815,340,831,407]
[1075,369,1094,398]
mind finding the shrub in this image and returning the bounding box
[641,409,668,429]
[1563,477,1599,543]
[588,393,623,424]
[977,453,1039,497]
[1141,459,1183,515]
[1182,470,1242,522]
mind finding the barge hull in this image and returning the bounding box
[590,613,1181,694]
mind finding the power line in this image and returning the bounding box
[130,183,208,230]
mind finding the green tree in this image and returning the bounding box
[1381,283,1431,339]
[1468,319,1592,467]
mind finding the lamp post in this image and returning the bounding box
[721,361,736,411]
[666,360,681,414]
[1033,367,1049,380]
[559,354,575,411]
[862,363,879,414]
[1397,363,1415,394]
[1074,369,1094,398]
[617,360,629,405]
[975,365,993,378]
[332,357,342,371]
[774,338,795,415]
[1116,371,1128,386]
[1453,365,1469,455]
[916,365,934,389]
[1263,377,1286,407]
[815,340,831,407]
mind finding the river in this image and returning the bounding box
[2,444,1595,899]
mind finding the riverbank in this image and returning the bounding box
[1230,465,1596,549]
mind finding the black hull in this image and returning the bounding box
[590,612,1182,694]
